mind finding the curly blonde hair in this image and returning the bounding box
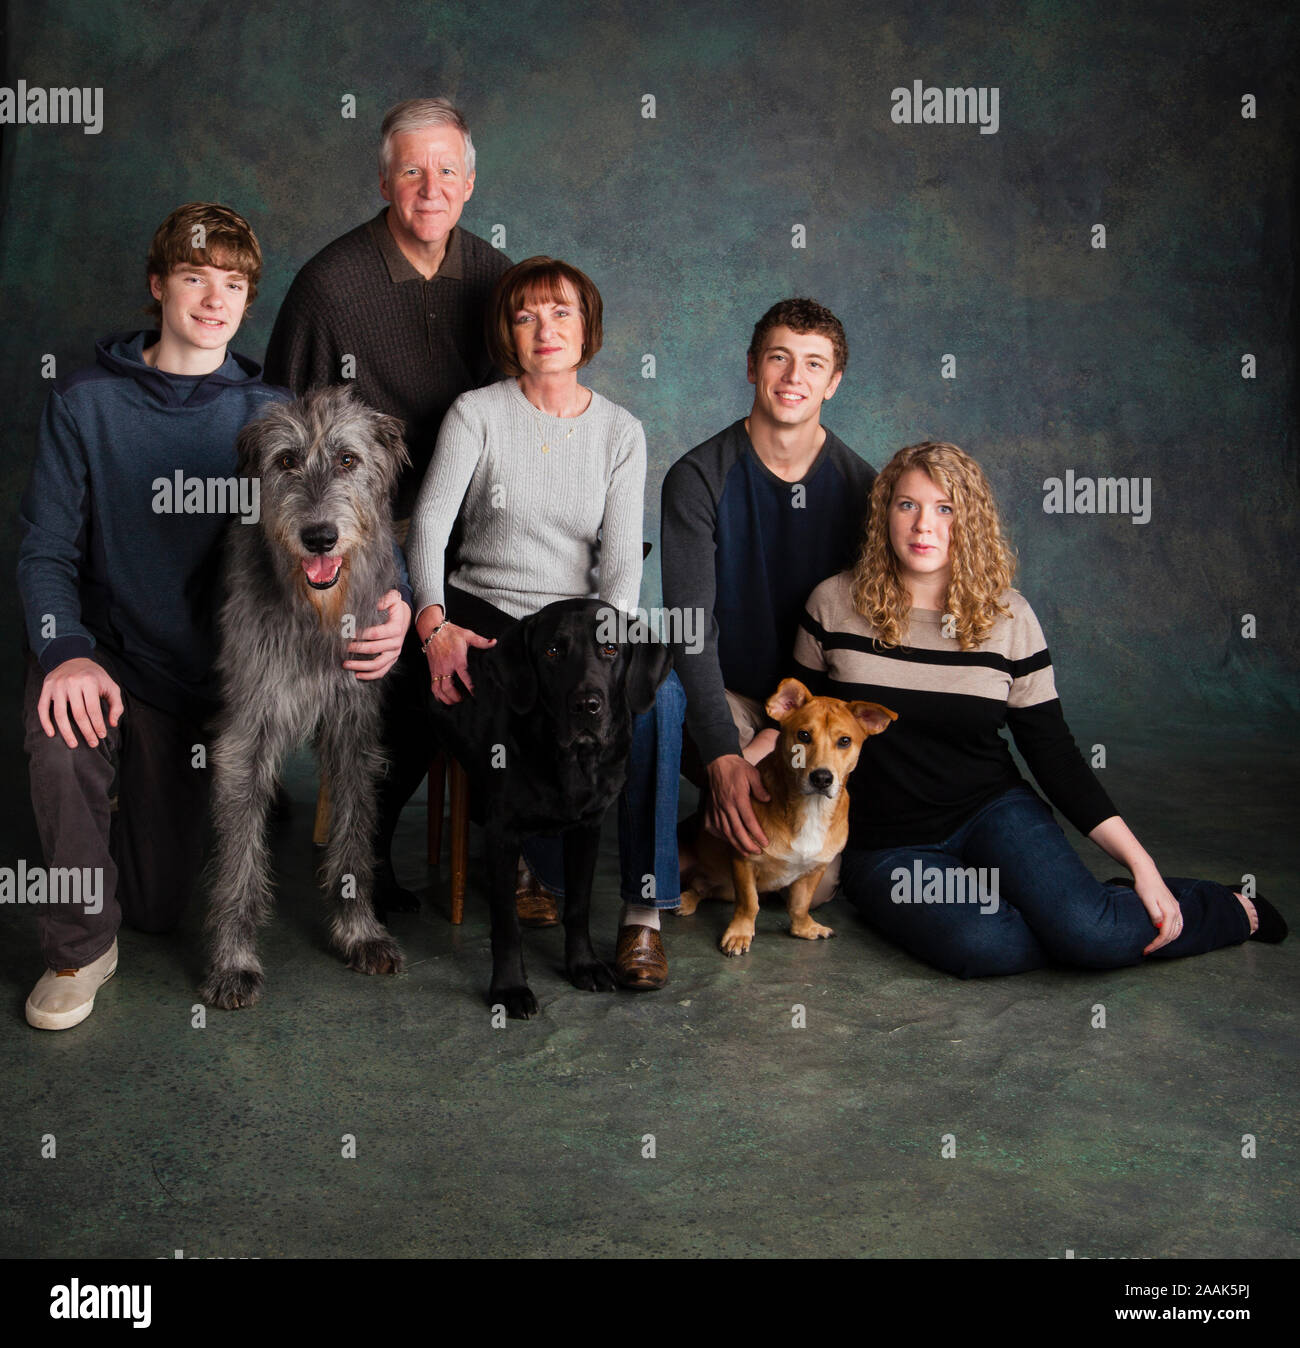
[849,441,1016,650]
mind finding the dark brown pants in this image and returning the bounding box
[22,652,210,969]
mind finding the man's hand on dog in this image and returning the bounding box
[705,754,770,856]
[39,657,124,748]
[343,590,410,681]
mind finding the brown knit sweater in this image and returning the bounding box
[263,210,511,515]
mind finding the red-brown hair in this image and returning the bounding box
[486,257,604,376]
[146,202,262,316]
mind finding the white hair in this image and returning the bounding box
[379,98,476,178]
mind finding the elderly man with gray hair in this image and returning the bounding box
[265,97,511,911]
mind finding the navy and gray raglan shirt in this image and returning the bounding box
[661,419,877,764]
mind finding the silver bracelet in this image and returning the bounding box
[419,618,450,653]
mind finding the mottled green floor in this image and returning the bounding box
[1,723,1295,1259]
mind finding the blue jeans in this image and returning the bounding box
[839,783,1251,978]
[523,669,686,909]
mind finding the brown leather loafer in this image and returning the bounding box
[516,866,560,928]
[615,924,668,990]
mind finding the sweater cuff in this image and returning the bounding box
[412,583,446,620]
[38,634,95,673]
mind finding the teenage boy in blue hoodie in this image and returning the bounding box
[17,202,412,1030]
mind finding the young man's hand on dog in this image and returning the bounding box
[704,753,771,856]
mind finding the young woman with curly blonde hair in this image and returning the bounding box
[793,441,1285,976]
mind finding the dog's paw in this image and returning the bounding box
[673,891,701,917]
[347,937,404,976]
[566,958,618,993]
[790,919,835,941]
[490,985,539,1020]
[720,925,754,957]
[202,967,264,1010]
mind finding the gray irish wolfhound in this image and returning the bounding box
[201,385,410,1010]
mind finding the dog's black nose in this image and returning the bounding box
[809,768,834,791]
[300,524,339,555]
[572,690,603,718]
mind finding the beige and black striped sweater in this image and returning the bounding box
[794,571,1117,849]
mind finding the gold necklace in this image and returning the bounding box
[525,387,586,453]
[540,423,576,455]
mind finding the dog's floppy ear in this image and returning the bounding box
[765,678,812,722]
[371,411,410,473]
[849,701,897,736]
[623,624,672,716]
[234,414,267,477]
[368,410,410,501]
[482,617,538,714]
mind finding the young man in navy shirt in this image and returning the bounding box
[617,299,877,989]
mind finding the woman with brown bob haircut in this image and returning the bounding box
[483,257,604,376]
[407,256,677,989]
[792,441,1285,977]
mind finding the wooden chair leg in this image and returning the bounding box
[312,774,331,847]
[427,752,445,864]
[449,759,469,925]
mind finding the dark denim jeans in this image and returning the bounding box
[839,783,1250,978]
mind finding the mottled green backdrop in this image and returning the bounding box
[1,0,1295,775]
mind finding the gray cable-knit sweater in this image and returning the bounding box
[408,378,646,621]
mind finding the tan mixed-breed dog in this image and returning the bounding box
[679,678,896,955]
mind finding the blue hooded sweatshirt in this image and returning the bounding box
[17,332,286,718]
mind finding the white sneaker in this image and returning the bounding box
[25,939,118,1030]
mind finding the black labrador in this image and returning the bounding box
[428,598,672,1018]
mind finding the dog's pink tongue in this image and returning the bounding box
[303,555,341,584]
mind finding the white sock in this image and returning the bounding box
[620,903,661,931]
